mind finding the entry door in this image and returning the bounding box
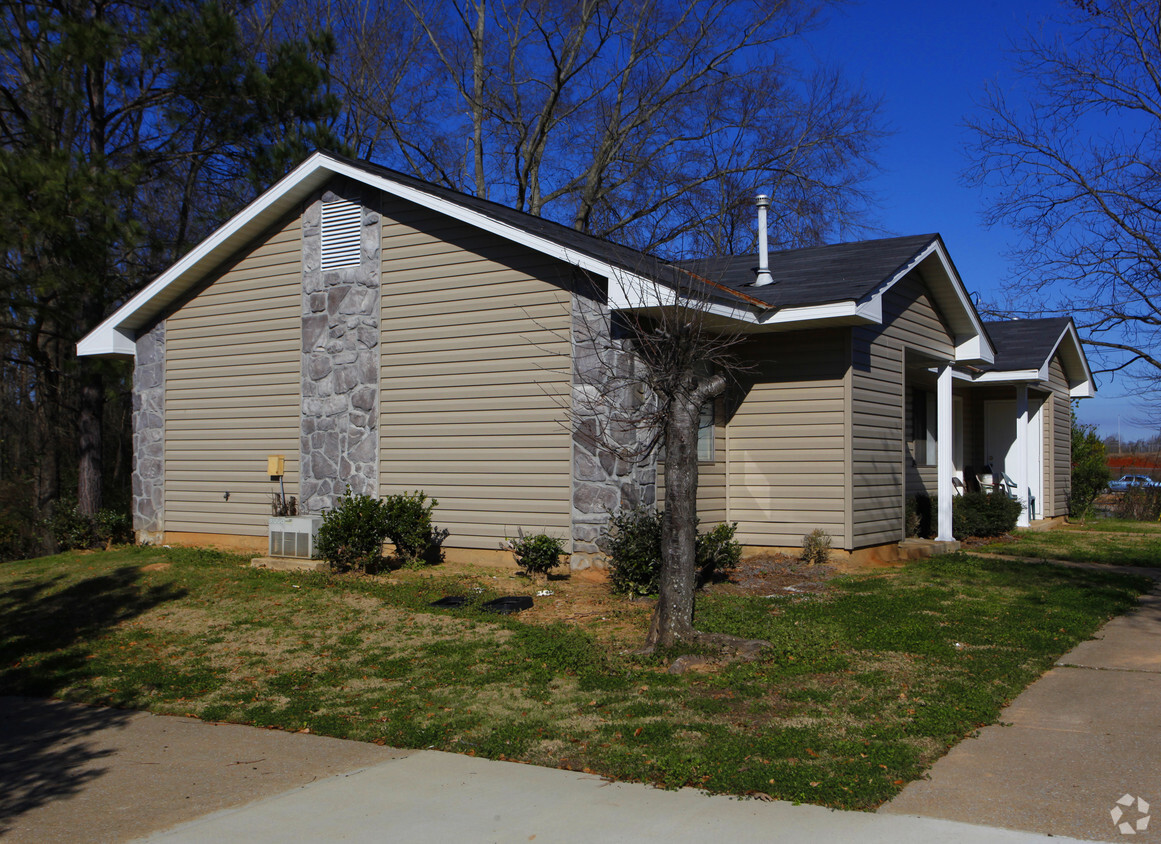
[984,400,1016,479]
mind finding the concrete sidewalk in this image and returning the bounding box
[882,573,1161,842]
[1,697,1078,844]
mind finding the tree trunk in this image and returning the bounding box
[77,360,103,515]
[645,394,700,647]
[644,373,726,648]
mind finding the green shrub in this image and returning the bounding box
[697,522,742,583]
[316,489,391,573]
[42,504,133,551]
[800,528,832,565]
[606,507,741,595]
[43,505,97,550]
[94,509,133,546]
[507,530,566,577]
[607,508,663,596]
[1114,486,1161,521]
[1069,419,1110,518]
[908,493,1022,540]
[953,492,1022,538]
[382,490,445,565]
[317,489,446,573]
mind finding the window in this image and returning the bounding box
[698,398,715,462]
[695,361,716,462]
[320,197,362,270]
[912,388,937,466]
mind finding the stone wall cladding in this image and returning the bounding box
[300,182,381,513]
[132,319,165,543]
[570,291,656,569]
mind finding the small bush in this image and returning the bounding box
[697,522,742,583]
[954,491,1022,538]
[606,508,742,595]
[800,528,832,565]
[607,508,664,596]
[382,490,445,566]
[1114,486,1161,521]
[316,489,390,573]
[908,493,1022,540]
[507,530,566,578]
[41,504,134,552]
[906,495,933,539]
[94,509,133,546]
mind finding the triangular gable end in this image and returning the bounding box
[78,152,660,358]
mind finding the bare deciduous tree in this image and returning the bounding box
[267,0,883,256]
[571,262,765,652]
[968,0,1161,403]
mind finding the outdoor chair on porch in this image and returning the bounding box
[976,471,1018,499]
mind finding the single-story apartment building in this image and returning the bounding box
[78,152,1094,566]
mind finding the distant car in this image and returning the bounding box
[1108,474,1160,492]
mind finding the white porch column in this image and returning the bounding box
[936,362,954,542]
[1015,384,1030,527]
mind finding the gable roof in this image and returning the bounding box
[976,317,1094,397]
[77,151,993,365]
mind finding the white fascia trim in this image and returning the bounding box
[973,368,1043,384]
[755,297,880,327]
[863,238,995,365]
[1053,322,1096,397]
[78,153,336,358]
[608,271,761,324]
[77,326,136,358]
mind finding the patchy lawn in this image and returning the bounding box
[0,545,1148,810]
[980,520,1161,567]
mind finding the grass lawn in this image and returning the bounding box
[0,545,1149,810]
[979,519,1161,567]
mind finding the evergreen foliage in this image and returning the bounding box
[1069,419,1111,518]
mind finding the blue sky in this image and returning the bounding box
[804,0,1153,440]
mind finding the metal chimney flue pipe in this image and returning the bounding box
[753,194,774,287]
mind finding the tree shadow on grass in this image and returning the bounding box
[0,565,186,831]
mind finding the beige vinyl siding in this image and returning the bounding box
[851,271,954,547]
[727,330,848,548]
[1049,355,1071,516]
[164,214,302,536]
[379,197,572,550]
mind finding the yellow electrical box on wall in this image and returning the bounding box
[267,454,285,477]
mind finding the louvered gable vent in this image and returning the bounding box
[320,198,362,270]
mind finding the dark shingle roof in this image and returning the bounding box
[328,151,664,280]
[331,154,947,311]
[982,318,1072,372]
[675,234,940,309]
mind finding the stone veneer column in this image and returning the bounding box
[570,292,656,569]
[132,320,166,543]
[299,183,381,513]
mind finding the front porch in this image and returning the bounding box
[904,353,1070,541]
